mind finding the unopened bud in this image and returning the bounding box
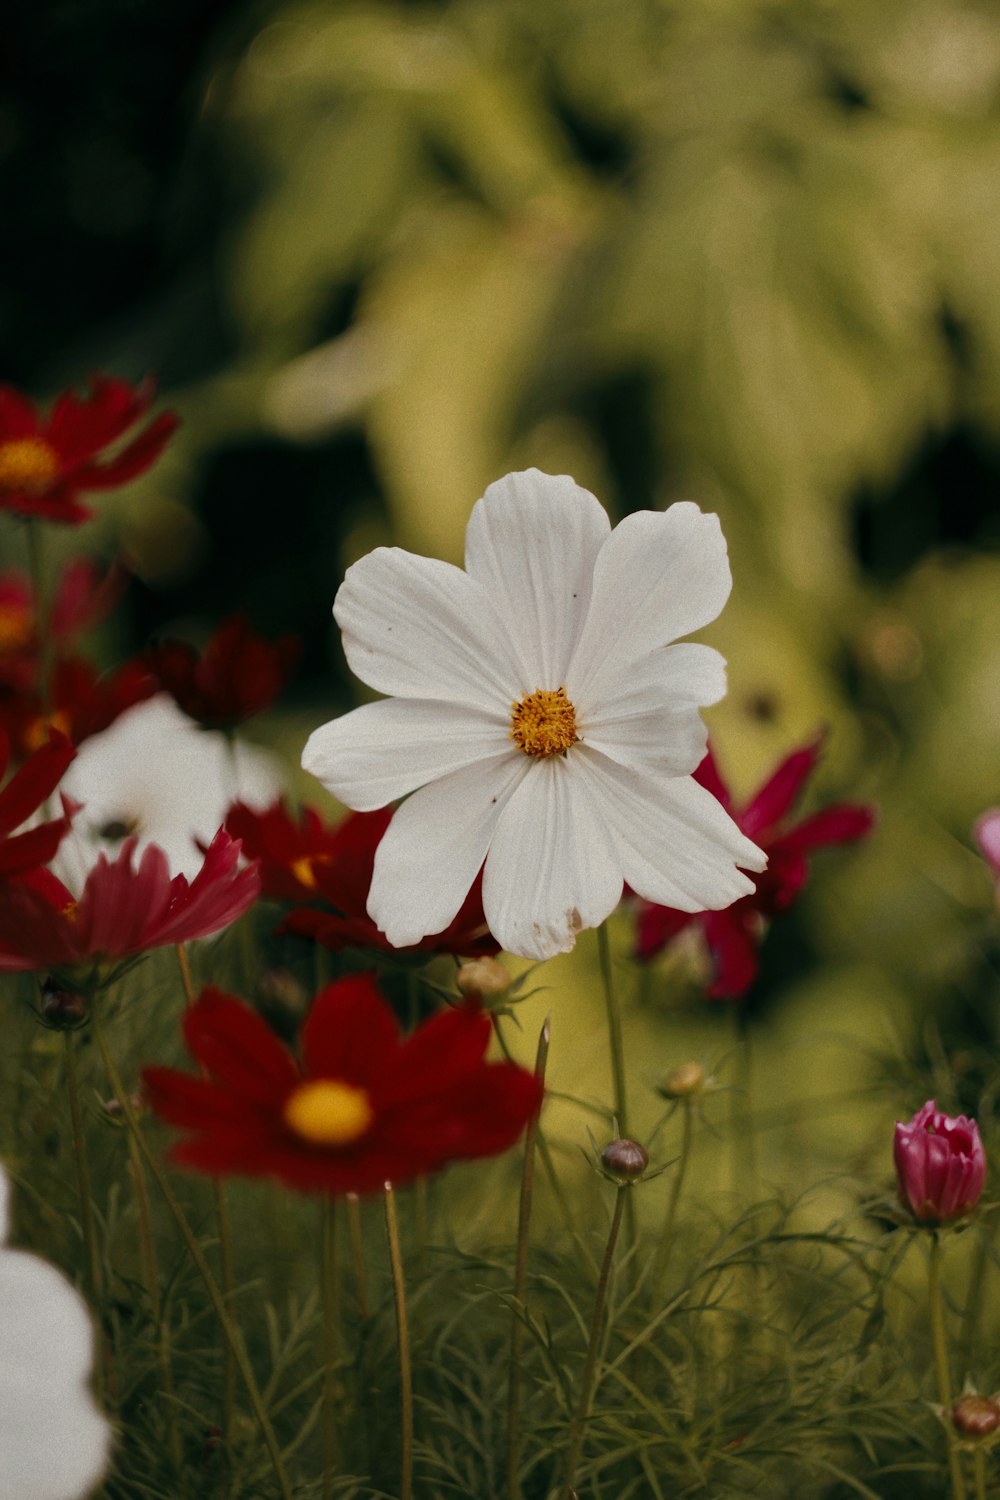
[456,957,511,1001]
[39,979,87,1030]
[257,967,307,1017]
[659,1061,706,1099]
[103,1094,144,1122]
[600,1138,649,1184]
[953,1395,1000,1440]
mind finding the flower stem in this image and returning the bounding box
[929,1232,967,1500]
[561,1186,626,1500]
[64,1032,103,1319]
[383,1183,412,1500]
[125,1126,181,1470]
[506,1015,550,1500]
[974,1448,987,1500]
[650,1096,694,1293]
[597,924,627,1136]
[91,1009,295,1500]
[321,1196,339,1500]
[346,1194,369,1319]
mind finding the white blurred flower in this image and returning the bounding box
[0,1165,111,1499]
[304,469,766,960]
[54,694,284,888]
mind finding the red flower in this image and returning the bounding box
[0,656,156,761]
[0,731,76,878]
[0,829,259,979]
[894,1100,986,1225]
[145,615,299,730]
[0,376,178,525]
[225,799,499,958]
[143,974,543,1194]
[0,560,126,691]
[634,739,875,999]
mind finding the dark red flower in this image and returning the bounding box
[143,974,543,1194]
[0,829,259,980]
[0,731,76,878]
[225,798,499,958]
[0,655,156,761]
[633,739,875,999]
[0,375,178,525]
[0,560,126,691]
[145,615,299,730]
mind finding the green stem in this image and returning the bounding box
[346,1194,369,1319]
[91,1009,295,1500]
[126,1128,181,1470]
[974,1448,987,1500]
[930,1233,967,1500]
[961,1226,989,1369]
[561,1188,627,1500]
[26,519,53,711]
[597,924,627,1136]
[650,1097,693,1293]
[321,1197,339,1500]
[383,1184,412,1500]
[506,1016,550,1500]
[64,1032,103,1315]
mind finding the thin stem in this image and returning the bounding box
[346,1194,369,1319]
[91,1009,295,1500]
[321,1196,339,1500]
[383,1184,412,1500]
[126,1127,181,1470]
[175,943,197,1007]
[561,1187,627,1500]
[930,1233,967,1500]
[961,1225,989,1368]
[597,924,627,1136]
[414,1175,427,1278]
[729,1006,757,1200]
[650,1097,694,1293]
[64,1032,103,1316]
[506,1016,550,1500]
[974,1448,987,1500]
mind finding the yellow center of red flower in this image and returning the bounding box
[290,856,319,890]
[0,603,32,651]
[509,686,578,757]
[283,1080,374,1146]
[0,438,60,493]
[24,710,71,754]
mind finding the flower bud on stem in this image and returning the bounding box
[930,1232,968,1500]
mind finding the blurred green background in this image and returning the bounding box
[7,0,1000,1190]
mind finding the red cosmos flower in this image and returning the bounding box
[894,1100,986,1225]
[145,616,300,730]
[0,731,76,878]
[0,829,259,980]
[143,974,543,1193]
[634,739,875,999]
[0,560,125,691]
[0,375,178,525]
[0,656,156,761]
[224,799,500,958]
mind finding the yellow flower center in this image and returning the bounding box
[62,901,78,924]
[510,686,578,757]
[0,438,60,494]
[24,710,71,753]
[290,856,319,890]
[283,1080,374,1146]
[0,603,33,651]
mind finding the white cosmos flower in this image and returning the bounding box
[0,1166,111,1500]
[54,694,284,888]
[303,470,767,961]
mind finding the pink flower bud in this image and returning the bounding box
[893,1100,986,1225]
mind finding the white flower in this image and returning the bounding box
[0,1165,111,1500]
[54,694,284,888]
[303,470,766,960]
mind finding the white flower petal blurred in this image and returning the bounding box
[54,694,284,887]
[304,469,767,960]
[0,1166,111,1500]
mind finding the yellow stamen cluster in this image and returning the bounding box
[0,438,59,493]
[61,901,79,924]
[510,686,578,758]
[283,1079,374,1146]
[24,710,71,754]
[290,856,319,890]
[0,604,33,652]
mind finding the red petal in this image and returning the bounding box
[0,731,75,836]
[182,987,298,1103]
[300,973,400,1086]
[702,909,760,999]
[740,740,823,840]
[0,386,41,441]
[74,411,178,490]
[779,803,876,854]
[385,1005,492,1107]
[633,903,694,963]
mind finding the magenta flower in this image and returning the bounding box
[894,1100,986,1225]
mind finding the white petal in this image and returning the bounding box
[566,504,732,705]
[576,643,727,779]
[367,754,530,947]
[574,748,766,911]
[303,698,510,811]
[464,469,611,687]
[334,548,519,711]
[482,756,623,960]
[580,705,709,779]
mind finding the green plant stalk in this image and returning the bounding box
[383,1183,413,1500]
[506,1016,550,1500]
[597,924,627,1136]
[346,1193,369,1319]
[650,1095,693,1293]
[26,518,53,711]
[930,1233,967,1500]
[125,1126,181,1470]
[561,1186,627,1500]
[321,1196,339,1500]
[974,1448,987,1500]
[730,1005,757,1200]
[960,1225,989,1368]
[91,1008,295,1500]
[64,1034,103,1318]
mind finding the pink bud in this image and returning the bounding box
[975,809,1000,879]
[894,1100,986,1225]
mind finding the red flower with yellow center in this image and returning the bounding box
[0,376,177,525]
[0,656,156,762]
[145,615,300,730]
[0,731,76,879]
[143,975,543,1194]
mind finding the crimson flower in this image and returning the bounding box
[0,560,126,692]
[143,974,543,1194]
[0,829,259,981]
[634,739,875,998]
[0,731,76,878]
[0,656,156,761]
[0,375,178,525]
[225,799,499,957]
[145,615,299,729]
[894,1100,986,1225]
